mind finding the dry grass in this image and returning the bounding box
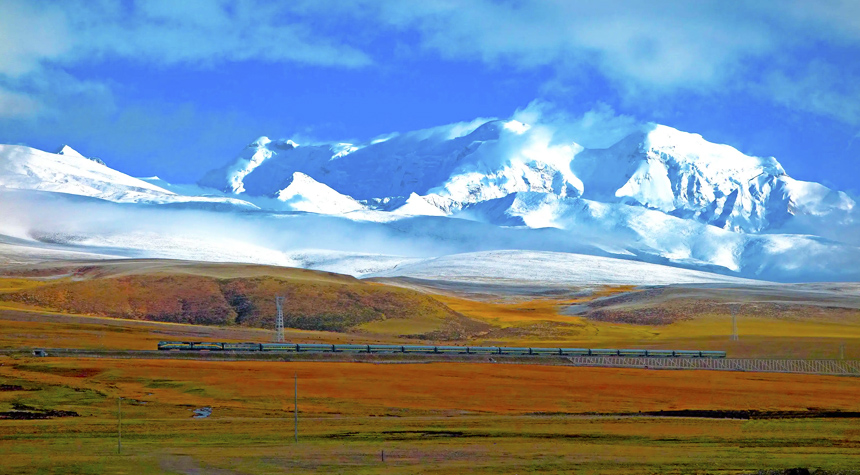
[0,266,465,335]
[2,260,860,358]
[4,357,860,416]
[1,356,860,473]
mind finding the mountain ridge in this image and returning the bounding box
[1,117,858,283]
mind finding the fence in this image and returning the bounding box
[563,356,860,376]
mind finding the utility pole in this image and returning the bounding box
[275,296,285,343]
[294,373,298,443]
[730,305,739,342]
[117,397,122,455]
[840,343,845,360]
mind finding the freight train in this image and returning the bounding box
[157,341,727,358]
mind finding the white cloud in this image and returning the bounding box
[347,0,860,125]
[364,1,778,90]
[764,61,860,126]
[0,86,41,119]
[0,0,372,78]
[0,1,71,77]
[513,100,641,149]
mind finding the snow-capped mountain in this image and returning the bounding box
[0,144,256,209]
[276,172,365,214]
[2,116,859,283]
[200,121,854,234]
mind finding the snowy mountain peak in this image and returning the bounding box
[503,119,531,134]
[391,192,450,217]
[640,124,786,177]
[568,123,839,231]
[0,143,260,209]
[276,171,364,214]
[249,136,272,148]
[331,143,359,160]
[199,117,854,236]
[56,144,84,158]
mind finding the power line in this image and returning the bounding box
[275,296,285,343]
[731,305,739,342]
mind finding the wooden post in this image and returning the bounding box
[294,373,298,443]
[117,397,122,455]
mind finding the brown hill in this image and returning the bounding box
[0,260,467,333]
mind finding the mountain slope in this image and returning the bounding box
[368,250,758,286]
[2,113,859,284]
[200,122,854,235]
[0,144,256,208]
[276,172,365,214]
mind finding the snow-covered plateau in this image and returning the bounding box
[1,118,858,284]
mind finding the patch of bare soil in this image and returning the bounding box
[0,403,79,419]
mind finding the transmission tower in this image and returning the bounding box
[730,305,739,341]
[275,295,285,343]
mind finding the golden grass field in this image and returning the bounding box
[2,261,860,473]
[2,355,860,474]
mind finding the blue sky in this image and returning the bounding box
[0,0,858,192]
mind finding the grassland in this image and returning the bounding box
[2,356,860,474]
[0,260,469,336]
[2,259,860,472]
[2,258,860,358]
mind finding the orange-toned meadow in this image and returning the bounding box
[3,356,860,473]
[5,357,860,416]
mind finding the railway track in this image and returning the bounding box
[3,348,859,376]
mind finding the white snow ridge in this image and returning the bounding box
[277,172,365,214]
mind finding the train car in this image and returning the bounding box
[296,343,332,352]
[368,344,402,353]
[260,343,298,352]
[334,344,368,353]
[645,349,675,358]
[559,348,590,356]
[434,345,467,354]
[465,346,499,354]
[530,347,561,356]
[156,341,727,360]
[589,348,619,356]
[498,347,532,355]
[158,341,192,350]
[401,345,436,353]
[190,342,223,351]
[222,342,262,351]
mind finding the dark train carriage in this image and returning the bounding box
[465,346,499,354]
[334,344,368,352]
[401,345,435,353]
[190,342,223,351]
[559,348,590,356]
[158,341,192,350]
[222,342,262,351]
[498,347,531,355]
[368,344,402,353]
[296,343,333,352]
[261,343,298,352]
[530,347,562,356]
